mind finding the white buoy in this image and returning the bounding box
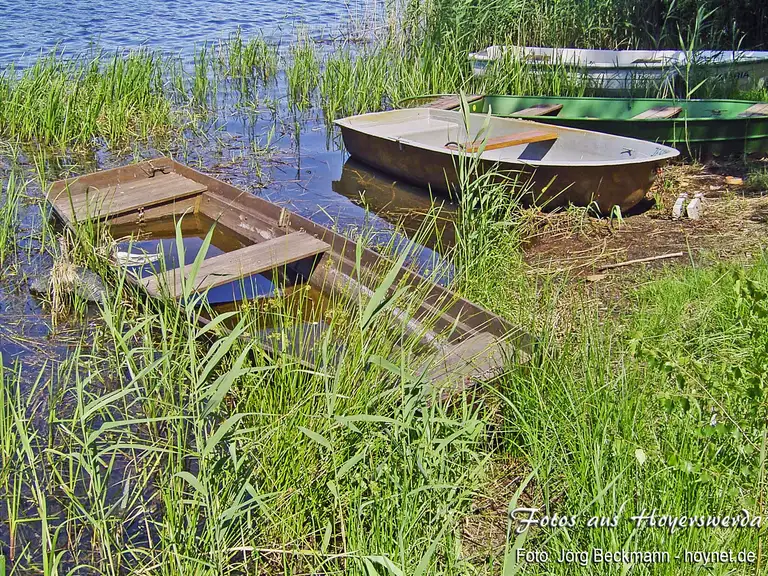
[672,193,688,220]
[686,192,704,220]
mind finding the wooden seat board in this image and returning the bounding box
[143,231,330,297]
[52,172,207,222]
[514,103,564,117]
[632,106,683,119]
[739,103,768,117]
[449,130,558,153]
[426,94,483,110]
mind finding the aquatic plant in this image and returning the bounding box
[220,29,279,86]
[286,37,320,110]
[0,49,173,149]
[0,170,25,266]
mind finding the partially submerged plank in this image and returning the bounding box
[514,103,563,117]
[426,94,483,110]
[143,231,330,298]
[448,130,559,153]
[739,103,768,117]
[51,172,207,223]
[632,106,683,120]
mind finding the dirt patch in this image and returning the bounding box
[461,456,538,570]
[522,161,768,278]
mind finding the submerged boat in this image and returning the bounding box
[335,108,679,212]
[469,46,768,93]
[403,95,768,156]
[47,157,525,390]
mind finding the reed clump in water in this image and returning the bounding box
[219,29,279,86]
[0,49,173,149]
[287,36,320,110]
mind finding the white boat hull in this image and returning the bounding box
[469,46,768,93]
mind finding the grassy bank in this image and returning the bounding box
[3,199,767,573]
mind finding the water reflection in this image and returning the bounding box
[332,158,458,249]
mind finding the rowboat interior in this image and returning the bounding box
[466,96,768,121]
[338,108,673,164]
[47,157,526,394]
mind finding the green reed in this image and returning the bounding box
[287,37,320,110]
[0,49,172,149]
[0,170,25,266]
[220,29,279,86]
[1,208,497,574]
[192,43,216,107]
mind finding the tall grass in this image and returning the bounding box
[0,49,172,149]
[0,211,501,574]
[219,29,279,86]
[402,0,767,51]
[0,170,25,266]
[287,37,320,110]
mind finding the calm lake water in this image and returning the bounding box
[0,0,453,368]
[0,0,378,61]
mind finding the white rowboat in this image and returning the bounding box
[469,46,768,93]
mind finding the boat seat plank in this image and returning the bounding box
[514,103,563,117]
[632,106,683,119]
[448,130,558,153]
[143,231,330,298]
[739,103,768,117]
[425,94,484,110]
[52,172,207,222]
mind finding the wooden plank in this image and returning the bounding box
[514,103,563,117]
[143,231,330,298]
[739,103,768,117]
[447,130,558,153]
[52,172,207,223]
[632,106,683,119]
[426,94,483,110]
[425,332,518,400]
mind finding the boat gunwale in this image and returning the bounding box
[475,95,768,123]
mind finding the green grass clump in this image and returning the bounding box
[0,50,173,149]
[221,29,279,86]
[287,38,320,110]
[747,166,768,192]
[0,170,25,266]
[489,260,768,574]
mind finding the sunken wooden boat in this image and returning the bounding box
[46,157,527,392]
[402,95,768,156]
[335,108,679,212]
[469,46,768,93]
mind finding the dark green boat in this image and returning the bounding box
[401,95,768,156]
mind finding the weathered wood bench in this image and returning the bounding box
[739,103,768,118]
[143,231,330,298]
[632,106,683,120]
[51,171,207,224]
[514,103,564,117]
[425,94,484,110]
